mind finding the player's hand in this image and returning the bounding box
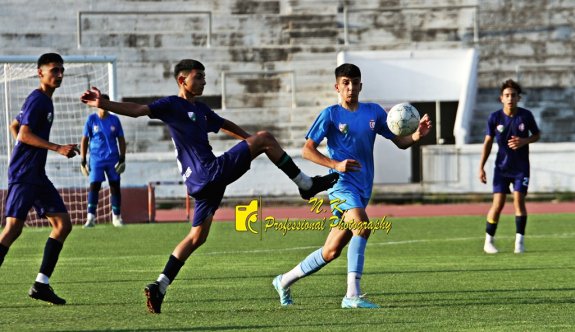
[57,144,79,158]
[335,159,361,172]
[80,86,102,108]
[115,155,126,174]
[479,168,487,184]
[415,114,433,138]
[507,136,525,150]
[80,159,90,177]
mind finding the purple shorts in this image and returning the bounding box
[492,168,529,194]
[5,182,68,220]
[191,141,251,226]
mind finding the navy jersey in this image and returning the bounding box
[83,113,124,163]
[148,96,225,194]
[306,102,395,198]
[486,107,540,176]
[8,89,54,185]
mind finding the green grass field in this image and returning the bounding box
[1,213,574,331]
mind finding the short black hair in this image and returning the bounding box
[37,53,64,69]
[335,63,361,79]
[101,94,110,100]
[500,79,522,95]
[174,59,205,80]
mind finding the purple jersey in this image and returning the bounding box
[148,96,225,194]
[486,107,540,176]
[8,89,54,185]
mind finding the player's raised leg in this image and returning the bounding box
[245,131,338,200]
[484,193,505,254]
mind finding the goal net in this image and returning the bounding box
[0,55,116,227]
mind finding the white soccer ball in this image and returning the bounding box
[386,103,420,136]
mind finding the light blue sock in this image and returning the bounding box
[300,247,327,276]
[348,236,367,274]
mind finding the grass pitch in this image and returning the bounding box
[1,213,574,331]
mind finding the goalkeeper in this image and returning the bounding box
[80,93,127,228]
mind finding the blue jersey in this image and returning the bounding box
[306,102,395,198]
[8,89,54,185]
[148,96,225,194]
[83,113,124,163]
[486,107,540,176]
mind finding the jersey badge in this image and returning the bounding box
[496,124,504,133]
[188,112,197,121]
[338,123,349,135]
[369,119,375,130]
[518,123,525,132]
[47,112,53,123]
[93,125,99,133]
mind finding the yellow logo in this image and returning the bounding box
[235,199,259,234]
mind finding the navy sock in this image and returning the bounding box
[0,243,9,267]
[275,152,301,179]
[486,219,498,236]
[87,190,98,214]
[39,238,63,277]
[515,215,527,235]
[162,255,185,283]
[111,195,121,215]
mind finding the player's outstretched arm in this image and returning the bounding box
[81,87,151,118]
[392,113,432,149]
[18,125,79,158]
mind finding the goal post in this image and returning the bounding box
[0,55,117,227]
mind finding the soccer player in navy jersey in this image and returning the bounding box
[273,63,432,308]
[479,79,540,254]
[80,93,127,228]
[0,53,80,305]
[80,59,338,313]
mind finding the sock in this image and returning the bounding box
[346,236,367,298]
[39,237,63,278]
[275,152,312,189]
[515,233,524,245]
[281,247,327,289]
[515,215,527,235]
[87,190,98,214]
[280,264,304,289]
[159,255,185,288]
[485,218,498,236]
[156,274,171,294]
[35,273,49,284]
[0,243,9,267]
[111,194,121,216]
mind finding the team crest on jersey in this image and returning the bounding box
[338,123,349,134]
[47,112,53,123]
[369,119,375,130]
[496,124,504,133]
[110,125,116,132]
[518,123,525,131]
[93,125,99,133]
[188,112,196,121]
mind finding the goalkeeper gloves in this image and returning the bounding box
[115,156,126,174]
[80,159,90,177]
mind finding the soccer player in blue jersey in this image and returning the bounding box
[479,79,540,254]
[0,53,80,305]
[80,59,338,313]
[80,93,127,228]
[273,63,432,309]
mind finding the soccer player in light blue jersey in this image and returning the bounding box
[0,53,80,305]
[80,93,127,228]
[273,63,432,309]
[80,59,338,313]
[479,79,540,254]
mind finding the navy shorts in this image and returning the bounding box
[191,141,251,226]
[5,182,68,220]
[492,168,529,194]
[89,160,120,183]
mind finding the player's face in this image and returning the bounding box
[38,62,64,89]
[181,69,206,96]
[500,87,520,110]
[335,76,362,104]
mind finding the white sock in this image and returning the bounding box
[280,264,305,289]
[157,274,170,294]
[515,233,524,244]
[35,273,49,284]
[292,172,312,190]
[346,272,362,298]
[485,233,495,244]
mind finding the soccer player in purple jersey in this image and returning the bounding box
[0,53,80,305]
[80,59,338,313]
[273,63,432,308]
[479,79,540,254]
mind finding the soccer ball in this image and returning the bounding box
[386,103,420,136]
